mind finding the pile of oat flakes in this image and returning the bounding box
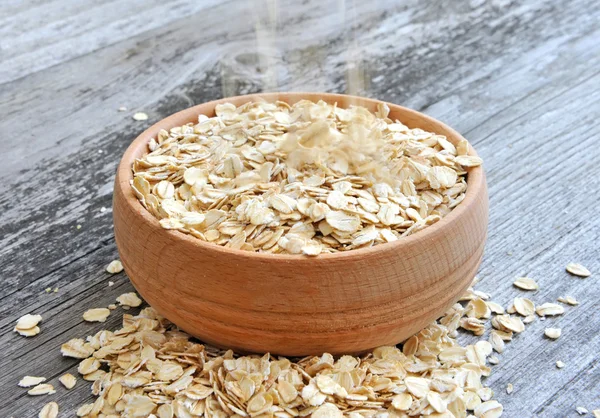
[131,100,482,255]
[65,280,504,418]
[14,261,594,417]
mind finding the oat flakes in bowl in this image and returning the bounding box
[131,98,481,256]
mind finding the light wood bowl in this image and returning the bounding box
[113,93,488,356]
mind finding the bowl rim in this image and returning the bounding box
[115,92,485,262]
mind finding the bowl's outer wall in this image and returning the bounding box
[113,93,489,356]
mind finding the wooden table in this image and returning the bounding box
[1,0,598,416]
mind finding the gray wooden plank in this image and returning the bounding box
[0,0,228,84]
[0,0,380,178]
[0,248,140,417]
[1,0,51,14]
[472,71,600,416]
[2,0,573,179]
[1,0,599,415]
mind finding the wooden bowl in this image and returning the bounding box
[113,93,488,356]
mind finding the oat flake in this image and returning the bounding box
[106,259,123,274]
[566,263,591,277]
[27,383,55,396]
[133,112,149,121]
[513,277,539,290]
[545,328,562,339]
[18,376,46,387]
[82,308,111,322]
[59,373,77,389]
[14,313,42,331]
[536,303,565,317]
[38,402,58,418]
[116,292,143,307]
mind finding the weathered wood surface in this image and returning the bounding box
[0,0,598,416]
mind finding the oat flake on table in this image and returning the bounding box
[116,291,143,307]
[106,259,123,274]
[82,308,111,322]
[536,303,565,317]
[557,295,579,306]
[132,100,482,256]
[14,313,42,337]
[59,373,77,389]
[38,401,59,418]
[15,325,41,337]
[513,297,535,317]
[513,277,539,291]
[544,328,561,339]
[566,262,591,277]
[27,383,55,396]
[18,376,46,387]
[132,112,149,121]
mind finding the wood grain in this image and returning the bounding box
[0,0,599,415]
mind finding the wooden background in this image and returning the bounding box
[1,0,598,416]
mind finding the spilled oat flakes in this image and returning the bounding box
[58,279,525,418]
